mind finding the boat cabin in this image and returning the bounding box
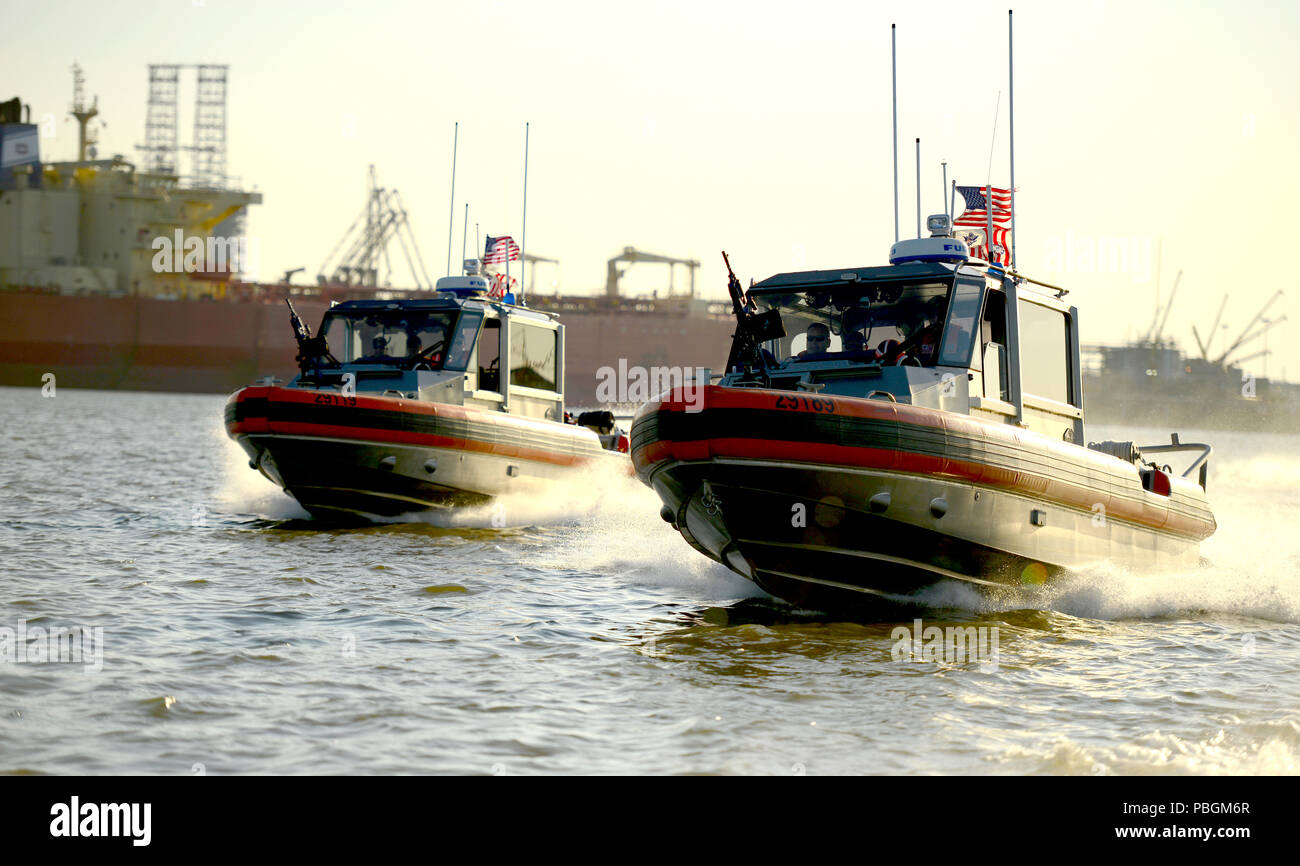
[292,291,567,422]
[738,232,1085,443]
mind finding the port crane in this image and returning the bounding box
[317,165,433,290]
[1143,269,1182,345]
[604,247,699,299]
[1192,290,1286,369]
[523,253,558,294]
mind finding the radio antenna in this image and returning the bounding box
[985,91,1001,186]
[521,121,530,304]
[915,138,922,238]
[460,203,468,272]
[985,92,1001,264]
[891,24,899,243]
[1008,9,1017,269]
[941,160,949,218]
[445,122,458,277]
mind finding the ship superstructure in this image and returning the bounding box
[1081,284,1297,431]
[0,67,825,402]
[1,65,259,300]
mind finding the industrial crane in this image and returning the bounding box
[604,247,700,299]
[1143,270,1182,345]
[1192,289,1286,369]
[316,165,433,290]
[523,252,558,294]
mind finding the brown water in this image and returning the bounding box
[1,386,1297,774]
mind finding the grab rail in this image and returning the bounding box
[1138,433,1212,490]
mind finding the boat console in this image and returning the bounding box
[292,291,567,423]
[735,255,1084,446]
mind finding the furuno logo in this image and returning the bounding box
[151,229,259,274]
[49,797,151,846]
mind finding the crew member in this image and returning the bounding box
[798,322,831,357]
[407,324,446,365]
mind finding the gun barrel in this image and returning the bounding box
[285,297,311,340]
[721,250,747,317]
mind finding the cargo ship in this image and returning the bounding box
[1079,281,1298,432]
[5,69,1291,424]
[0,76,734,404]
[1081,342,1300,432]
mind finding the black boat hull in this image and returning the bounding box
[635,386,1216,608]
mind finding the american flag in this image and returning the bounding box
[955,225,1012,265]
[953,185,1013,265]
[483,235,521,265]
[486,271,517,299]
[955,185,1012,215]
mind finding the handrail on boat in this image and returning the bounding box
[1138,433,1212,488]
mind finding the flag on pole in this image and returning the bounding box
[482,235,522,298]
[482,236,521,265]
[953,185,1013,265]
[486,271,518,299]
[954,185,1012,218]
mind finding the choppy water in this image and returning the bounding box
[2,386,1297,774]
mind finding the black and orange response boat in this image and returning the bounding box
[632,224,1216,608]
[226,265,628,520]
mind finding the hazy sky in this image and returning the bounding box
[12,0,1300,381]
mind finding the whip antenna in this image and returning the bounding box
[1009,9,1017,269]
[891,23,899,243]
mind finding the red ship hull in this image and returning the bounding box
[0,292,329,393]
[0,291,733,402]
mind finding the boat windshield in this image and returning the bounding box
[760,280,956,367]
[321,310,458,367]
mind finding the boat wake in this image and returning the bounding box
[1003,717,1300,775]
[382,458,763,600]
[390,461,641,530]
[213,408,1300,624]
[451,464,762,601]
[907,556,1300,625]
[210,410,757,604]
[911,438,1300,624]
[213,427,310,521]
